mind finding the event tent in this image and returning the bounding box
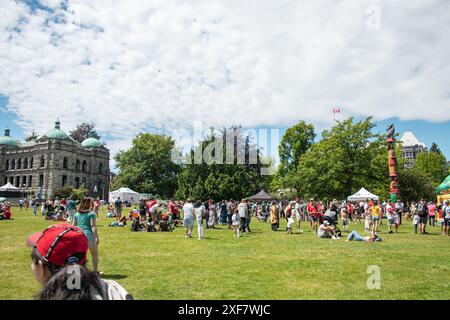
[0,182,20,192]
[248,189,273,201]
[347,187,379,201]
[109,187,140,204]
[436,175,450,204]
[436,175,450,195]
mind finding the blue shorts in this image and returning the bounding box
[183,217,194,228]
[84,232,95,248]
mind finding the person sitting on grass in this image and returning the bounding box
[317,221,339,240]
[0,202,12,220]
[26,223,132,300]
[346,230,382,242]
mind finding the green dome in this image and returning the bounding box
[0,128,20,147]
[45,120,68,140]
[82,137,103,148]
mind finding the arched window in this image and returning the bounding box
[5,160,9,171]
[40,156,45,168]
[76,159,81,171]
[24,158,28,169]
[99,162,103,174]
[30,157,33,168]
[17,158,22,170]
[63,157,68,169]
[82,160,87,172]
[11,159,16,170]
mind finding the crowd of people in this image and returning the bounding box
[4,193,450,300]
[176,197,450,241]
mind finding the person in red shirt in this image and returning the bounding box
[307,201,321,233]
[0,203,12,220]
[347,203,355,223]
[168,198,179,222]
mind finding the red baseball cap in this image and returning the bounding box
[26,223,89,267]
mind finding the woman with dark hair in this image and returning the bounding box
[194,200,205,240]
[73,198,100,274]
[27,223,132,300]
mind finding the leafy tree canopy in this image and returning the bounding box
[113,133,180,198]
[70,122,101,143]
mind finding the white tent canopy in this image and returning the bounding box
[109,187,140,204]
[347,187,379,201]
[0,182,20,192]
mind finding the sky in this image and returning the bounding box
[0,0,449,168]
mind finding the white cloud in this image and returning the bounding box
[0,0,449,164]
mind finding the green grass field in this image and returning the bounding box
[1,207,450,300]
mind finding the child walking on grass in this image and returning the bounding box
[364,208,372,233]
[232,210,240,237]
[341,207,349,232]
[413,211,419,234]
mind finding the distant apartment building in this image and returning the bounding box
[400,131,427,169]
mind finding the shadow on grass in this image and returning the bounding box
[102,274,128,280]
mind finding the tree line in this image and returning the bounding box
[112,118,449,202]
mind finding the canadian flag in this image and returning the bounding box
[332,108,341,114]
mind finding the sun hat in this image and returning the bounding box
[26,223,88,267]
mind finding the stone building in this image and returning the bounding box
[0,120,110,200]
[400,131,427,169]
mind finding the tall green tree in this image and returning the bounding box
[429,142,442,154]
[294,117,384,199]
[176,127,271,201]
[414,151,448,185]
[70,122,101,143]
[114,133,180,198]
[398,167,436,203]
[278,121,315,177]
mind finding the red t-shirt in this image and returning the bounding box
[4,208,11,219]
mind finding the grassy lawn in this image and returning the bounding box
[1,206,450,300]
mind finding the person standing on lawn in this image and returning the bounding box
[269,200,279,231]
[72,198,100,274]
[370,201,382,234]
[114,197,123,221]
[427,201,437,227]
[182,199,195,238]
[66,196,77,223]
[238,199,249,234]
[417,200,429,234]
[442,200,450,237]
[395,200,404,225]
[194,201,205,240]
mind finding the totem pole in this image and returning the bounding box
[386,124,399,202]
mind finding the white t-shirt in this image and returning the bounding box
[149,204,159,214]
[91,279,132,300]
[183,203,194,219]
[194,206,204,221]
[232,213,240,225]
[317,224,328,238]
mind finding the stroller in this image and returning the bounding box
[320,211,342,237]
